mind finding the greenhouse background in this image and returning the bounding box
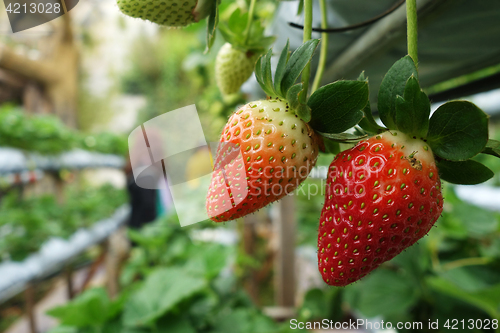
[0,0,500,332]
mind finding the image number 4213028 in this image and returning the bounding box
[4,0,79,33]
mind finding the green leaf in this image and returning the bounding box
[185,243,230,280]
[358,103,386,134]
[227,8,247,35]
[218,9,276,53]
[322,138,341,154]
[255,50,276,97]
[437,159,493,185]
[274,40,290,96]
[427,101,489,161]
[299,288,340,321]
[357,75,385,134]
[377,55,418,129]
[122,267,206,327]
[451,202,499,238]
[279,39,319,97]
[156,315,196,333]
[296,0,304,15]
[357,71,366,81]
[394,75,430,137]
[426,277,500,319]
[482,139,500,158]
[212,309,277,333]
[204,2,219,53]
[286,83,302,110]
[308,80,369,134]
[439,266,499,293]
[286,83,311,122]
[318,132,368,143]
[254,56,265,91]
[47,288,120,327]
[344,269,419,318]
[262,49,275,96]
[295,104,312,123]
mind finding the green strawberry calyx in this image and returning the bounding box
[255,40,370,147]
[366,55,495,185]
[255,39,320,120]
[254,41,499,186]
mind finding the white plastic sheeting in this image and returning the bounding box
[0,148,125,175]
[0,205,130,303]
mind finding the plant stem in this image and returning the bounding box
[441,257,490,271]
[243,0,258,45]
[311,0,328,94]
[301,0,313,97]
[406,0,418,70]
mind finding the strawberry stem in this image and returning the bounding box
[243,0,257,45]
[300,0,313,97]
[406,0,418,70]
[311,0,328,94]
[441,257,491,271]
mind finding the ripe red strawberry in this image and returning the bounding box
[215,43,258,96]
[318,130,443,286]
[116,0,217,27]
[206,99,320,222]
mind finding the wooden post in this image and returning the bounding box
[242,214,259,304]
[105,228,130,298]
[25,284,37,333]
[64,265,74,299]
[80,241,108,293]
[274,195,296,307]
[0,14,78,127]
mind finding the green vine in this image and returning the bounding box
[243,0,258,44]
[300,0,313,97]
[311,0,328,94]
[406,0,418,70]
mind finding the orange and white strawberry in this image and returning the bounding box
[318,130,443,286]
[206,40,321,222]
[206,99,320,222]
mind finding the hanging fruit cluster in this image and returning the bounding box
[117,0,500,287]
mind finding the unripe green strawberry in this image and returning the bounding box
[206,99,320,222]
[318,131,443,286]
[116,0,216,27]
[215,43,258,96]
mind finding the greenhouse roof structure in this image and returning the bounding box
[271,0,500,105]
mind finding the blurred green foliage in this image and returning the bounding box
[77,83,114,133]
[0,184,127,262]
[0,105,128,156]
[47,215,302,333]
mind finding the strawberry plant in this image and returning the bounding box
[314,0,498,286]
[0,184,126,262]
[215,5,275,95]
[47,215,301,333]
[115,0,500,321]
[206,40,326,222]
[204,0,500,288]
[0,105,127,156]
